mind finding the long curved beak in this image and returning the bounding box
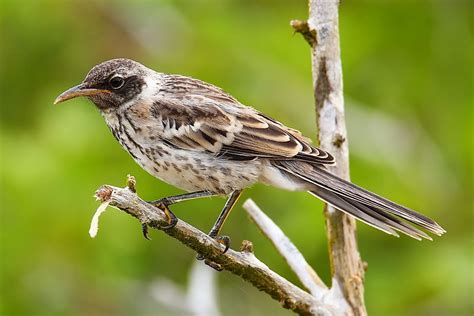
[54,83,110,104]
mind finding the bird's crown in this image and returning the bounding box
[84,58,146,84]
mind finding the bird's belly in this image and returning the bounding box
[120,140,262,194]
[104,113,262,194]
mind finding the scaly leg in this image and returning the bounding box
[197,190,243,260]
[148,190,216,206]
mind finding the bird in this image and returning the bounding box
[54,58,445,250]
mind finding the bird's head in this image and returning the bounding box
[54,58,150,110]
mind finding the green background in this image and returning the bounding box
[1,0,472,315]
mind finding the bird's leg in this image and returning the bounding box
[144,191,217,236]
[148,190,216,207]
[197,190,242,260]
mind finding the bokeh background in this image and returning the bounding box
[1,1,472,315]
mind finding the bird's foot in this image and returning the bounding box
[145,199,178,234]
[196,235,231,261]
[204,259,223,271]
[215,235,231,254]
[141,223,151,240]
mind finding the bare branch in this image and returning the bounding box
[92,182,339,316]
[243,199,328,298]
[292,0,368,315]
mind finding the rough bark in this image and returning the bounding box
[244,199,328,296]
[292,1,367,315]
[92,179,340,316]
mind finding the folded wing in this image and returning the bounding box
[151,79,334,165]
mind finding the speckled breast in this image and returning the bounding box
[102,110,263,194]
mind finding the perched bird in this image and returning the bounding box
[54,58,445,249]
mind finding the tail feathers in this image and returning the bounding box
[348,197,433,240]
[309,189,431,240]
[308,189,401,238]
[276,161,446,239]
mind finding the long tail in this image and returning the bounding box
[275,161,446,240]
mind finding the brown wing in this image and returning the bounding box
[152,75,335,164]
[219,113,335,164]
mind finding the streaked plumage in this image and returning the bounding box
[55,58,446,240]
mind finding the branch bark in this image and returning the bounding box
[292,1,367,315]
[93,180,340,316]
[243,199,352,315]
[243,199,328,297]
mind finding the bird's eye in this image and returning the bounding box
[109,75,125,89]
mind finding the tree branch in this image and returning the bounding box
[92,178,340,316]
[292,1,367,315]
[243,199,328,297]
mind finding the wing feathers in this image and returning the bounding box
[239,115,269,128]
[151,91,334,164]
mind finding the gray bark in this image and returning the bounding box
[93,180,341,315]
[292,1,367,315]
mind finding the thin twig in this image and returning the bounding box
[290,20,317,47]
[243,199,328,298]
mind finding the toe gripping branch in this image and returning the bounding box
[196,234,231,261]
[134,184,238,266]
[143,200,178,239]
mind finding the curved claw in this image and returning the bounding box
[196,234,231,261]
[142,223,151,240]
[215,235,231,254]
[158,203,178,230]
[147,200,178,230]
[204,259,223,271]
[159,214,178,230]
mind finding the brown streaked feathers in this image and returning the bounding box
[151,75,335,164]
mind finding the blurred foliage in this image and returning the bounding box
[1,0,472,315]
